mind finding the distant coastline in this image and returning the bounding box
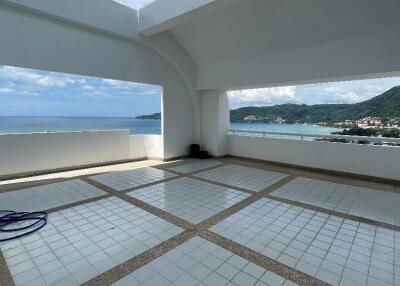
[136,86,400,129]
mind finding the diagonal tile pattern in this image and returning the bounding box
[0,179,106,212]
[210,198,400,286]
[271,177,400,226]
[89,167,177,191]
[127,177,250,224]
[0,197,183,286]
[1,159,399,286]
[112,236,299,286]
[167,159,224,174]
[194,164,288,192]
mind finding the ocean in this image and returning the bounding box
[0,117,161,135]
[0,117,341,135]
[230,122,340,135]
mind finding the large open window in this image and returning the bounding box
[0,65,162,135]
[227,76,400,144]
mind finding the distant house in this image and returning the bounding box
[356,117,383,128]
[275,117,286,124]
[244,115,257,122]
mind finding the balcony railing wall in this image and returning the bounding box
[228,130,400,181]
[0,130,163,178]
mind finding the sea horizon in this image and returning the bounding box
[0,116,341,136]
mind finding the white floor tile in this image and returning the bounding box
[111,237,299,286]
[194,164,288,192]
[168,160,223,174]
[271,177,400,225]
[0,197,183,286]
[89,167,177,191]
[210,198,400,286]
[128,177,250,224]
[0,180,106,212]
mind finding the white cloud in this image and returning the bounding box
[0,88,13,94]
[228,86,297,106]
[82,85,95,90]
[0,66,76,88]
[102,78,146,89]
[228,77,400,108]
[83,90,112,97]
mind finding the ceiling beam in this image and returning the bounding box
[138,0,242,36]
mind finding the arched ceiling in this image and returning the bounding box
[166,0,400,89]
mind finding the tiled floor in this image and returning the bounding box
[0,197,182,286]
[194,164,288,192]
[112,236,299,286]
[210,198,400,286]
[167,160,224,174]
[89,167,177,191]
[0,180,106,212]
[1,159,399,286]
[128,177,250,224]
[271,177,400,226]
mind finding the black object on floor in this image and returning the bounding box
[0,210,48,242]
[198,151,210,159]
[189,144,200,157]
[189,144,210,159]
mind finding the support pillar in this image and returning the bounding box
[199,90,229,157]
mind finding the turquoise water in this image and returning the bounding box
[0,117,341,135]
[230,122,340,134]
[0,117,161,135]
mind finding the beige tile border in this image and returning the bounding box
[118,175,184,194]
[1,157,399,286]
[197,176,297,230]
[45,194,112,214]
[80,174,318,286]
[266,194,400,232]
[0,158,150,182]
[81,231,196,286]
[81,177,195,231]
[199,230,330,286]
[186,174,257,195]
[0,250,14,286]
[222,156,398,193]
[155,161,228,176]
[0,177,80,193]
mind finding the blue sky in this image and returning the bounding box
[0,65,399,116]
[0,65,161,117]
[228,77,400,109]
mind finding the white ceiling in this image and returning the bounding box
[169,0,399,66]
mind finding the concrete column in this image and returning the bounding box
[200,89,229,156]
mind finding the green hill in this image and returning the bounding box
[230,86,400,123]
[135,112,161,120]
[136,86,400,123]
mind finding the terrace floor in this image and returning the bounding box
[1,157,399,286]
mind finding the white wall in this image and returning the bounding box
[228,135,400,181]
[200,90,229,156]
[129,135,163,159]
[0,2,198,159]
[0,130,130,176]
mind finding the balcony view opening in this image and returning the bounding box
[0,65,162,135]
[228,76,400,145]
[1,2,400,286]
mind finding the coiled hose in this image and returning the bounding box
[0,210,48,242]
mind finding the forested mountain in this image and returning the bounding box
[136,86,400,123]
[230,86,400,123]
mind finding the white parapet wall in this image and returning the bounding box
[129,135,163,159]
[227,135,400,181]
[0,130,131,177]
